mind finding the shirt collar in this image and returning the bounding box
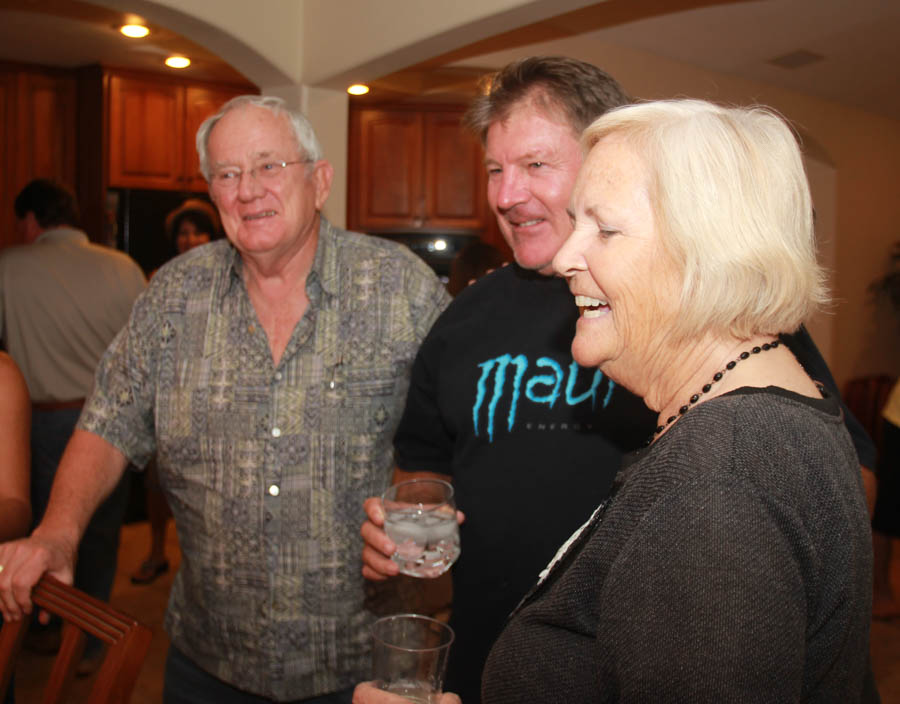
[313,216,340,298]
[220,215,340,299]
[35,226,89,245]
[223,244,243,297]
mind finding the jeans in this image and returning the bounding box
[163,646,355,704]
[30,407,130,654]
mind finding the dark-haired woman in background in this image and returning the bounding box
[166,199,222,259]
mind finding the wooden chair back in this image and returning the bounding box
[0,575,152,704]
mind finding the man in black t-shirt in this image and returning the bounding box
[360,57,876,704]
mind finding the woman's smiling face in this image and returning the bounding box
[553,134,682,388]
[175,219,212,254]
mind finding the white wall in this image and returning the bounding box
[804,158,837,364]
[301,0,601,86]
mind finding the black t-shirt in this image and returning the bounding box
[394,265,655,703]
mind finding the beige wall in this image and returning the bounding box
[300,0,600,86]
[459,37,900,387]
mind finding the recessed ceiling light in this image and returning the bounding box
[165,56,191,69]
[120,24,149,38]
[347,84,370,96]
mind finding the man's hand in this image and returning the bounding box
[0,430,126,622]
[362,469,463,581]
[353,682,461,703]
[0,533,76,622]
[361,496,400,581]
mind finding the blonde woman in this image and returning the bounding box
[358,100,877,703]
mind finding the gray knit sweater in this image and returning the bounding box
[482,387,876,703]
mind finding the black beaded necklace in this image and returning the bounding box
[648,339,781,445]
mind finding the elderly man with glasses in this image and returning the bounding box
[0,95,451,704]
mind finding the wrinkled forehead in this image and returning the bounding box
[485,100,582,165]
[494,90,579,138]
[570,134,651,208]
[208,105,299,163]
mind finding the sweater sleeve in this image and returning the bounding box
[598,475,810,702]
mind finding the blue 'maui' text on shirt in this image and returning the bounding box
[473,355,613,441]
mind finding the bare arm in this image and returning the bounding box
[0,428,128,620]
[0,353,31,542]
[361,467,455,581]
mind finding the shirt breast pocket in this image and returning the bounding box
[325,365,401,434]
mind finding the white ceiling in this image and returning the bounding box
[0,1,249,84]
[0,0,897,121]
[576,0,900,122]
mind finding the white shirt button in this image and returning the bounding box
[274,372,283,381]
[272,427,281,437]
[268,484,280,497]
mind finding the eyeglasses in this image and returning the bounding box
[210,159,311,189]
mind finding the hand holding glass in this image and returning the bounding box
[381,479,460,578]
[372,614,455,703]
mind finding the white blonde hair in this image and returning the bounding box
[582,99,828,341]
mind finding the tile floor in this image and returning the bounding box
[13,522,900,702]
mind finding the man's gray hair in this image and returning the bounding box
[196,95,324,181]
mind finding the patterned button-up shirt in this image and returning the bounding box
[79,218,450,701]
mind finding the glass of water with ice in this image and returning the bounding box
[381,479,460,578]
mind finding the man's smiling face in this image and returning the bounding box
[484,100,583,276]
[207,104,330,264]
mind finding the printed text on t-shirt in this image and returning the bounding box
[473,355,614,441]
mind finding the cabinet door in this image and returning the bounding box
[184,85,246,192]
[352,109,423,230]
[423,111,487,230]
[15,72,76,193]
[108,75,185,189]
[0,71,15,250]
[0,68,76,251]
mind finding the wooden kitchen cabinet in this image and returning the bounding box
[108,74,185,190]
[184,85,247,191]
[0,63,77,250]
[0,71,14,250]
[108,73,248,191]
[348,106,492,234]
[15,71,77,192]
